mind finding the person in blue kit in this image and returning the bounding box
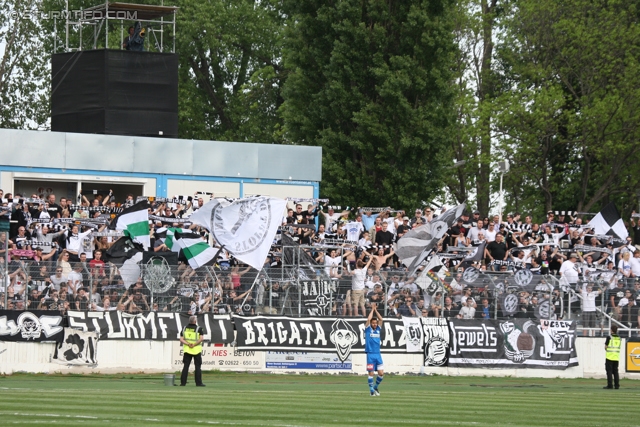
[365,304,384,396]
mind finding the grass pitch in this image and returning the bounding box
[0,371,636,426]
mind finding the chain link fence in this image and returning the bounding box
[0,255,634,338]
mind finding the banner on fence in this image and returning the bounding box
[52,328,98,365]
[448,319,578,369]
[301,280,336,316]
[67,311,234,342]
[172,342,263,370]
[401,316,451,366]
[423,318,451,366]
[265,351,352,370]
[234,316,408,362]
[0,310,64,342]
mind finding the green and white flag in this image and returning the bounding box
[109,201,150,249]
[174,232,218,269]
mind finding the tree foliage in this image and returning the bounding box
[4,0,640,218]
[0,0,49,129]
[176,0,285,143]
[495,0,640,218]
[280,0,457,208]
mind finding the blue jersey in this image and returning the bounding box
[365,325,381,354]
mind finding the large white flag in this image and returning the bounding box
[190,196,287,270]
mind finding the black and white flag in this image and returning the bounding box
[190,196,287,270]
[52,328,98,365]
[396,203,465,275]
[588,202,628,240]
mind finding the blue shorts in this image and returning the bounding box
[366,353,384,372]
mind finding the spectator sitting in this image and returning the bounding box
[396,295,418,318]
[457,298,476,319]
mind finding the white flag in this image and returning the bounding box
[189,196,287,270]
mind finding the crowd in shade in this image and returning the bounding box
[1,189,640,335]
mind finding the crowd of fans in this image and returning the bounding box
[2,189,640,334]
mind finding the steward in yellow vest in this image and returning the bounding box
[179,315,205,387]
[604,324,621,389]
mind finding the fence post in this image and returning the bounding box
[3,231,8,310]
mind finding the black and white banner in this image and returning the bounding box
[448,319,578,369]
[0,310,64,342]
[402,317,451,366]
[234,316,408,362]
[52,328,98,365]
[301,280,336,316]
[67,311,234,342]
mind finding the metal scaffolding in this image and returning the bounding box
[56,1,178,53]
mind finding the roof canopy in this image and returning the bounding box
[83,2,179,21]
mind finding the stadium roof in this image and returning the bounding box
[0,129,322,182]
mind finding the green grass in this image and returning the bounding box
[0,371,637,426]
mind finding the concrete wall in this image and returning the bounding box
[0,337,632,379]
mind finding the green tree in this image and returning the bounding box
[281,0,457,208]
[0,0,49,129]
[495,0,640,219]
[176,0,285,143]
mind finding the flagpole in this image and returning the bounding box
[238,269,260,313]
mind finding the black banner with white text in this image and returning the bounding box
[0,310,64,342]
[67,311,234,342]
[234,316,408,362]
[448,318,578,369]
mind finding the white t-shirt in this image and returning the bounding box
[324,255,342,275]
[581,284,598,312]
[629,256,640,276]
[484,229,497,243]
[559,260,579,284]
[67,270,83,291]
[459,306,476,319]
[345,222,364,242]
[467,227,483,242]
[450,279,463,303]
[618,259,632,277]
[351,268,367,291]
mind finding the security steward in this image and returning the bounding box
[179,315,206,387]
[604,324,621,389]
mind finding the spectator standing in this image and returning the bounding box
[458,298,476,319]
[485,233,508,269]
[396,295,418,318]
[350,257,373,317]
[581,282,601,332]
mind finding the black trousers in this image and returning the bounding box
[181,352,203,386]
[605,359,619,388]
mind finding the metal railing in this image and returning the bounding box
[0,255,635,339]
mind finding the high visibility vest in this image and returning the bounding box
[182,326,202,355]
[606,335,621,361]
